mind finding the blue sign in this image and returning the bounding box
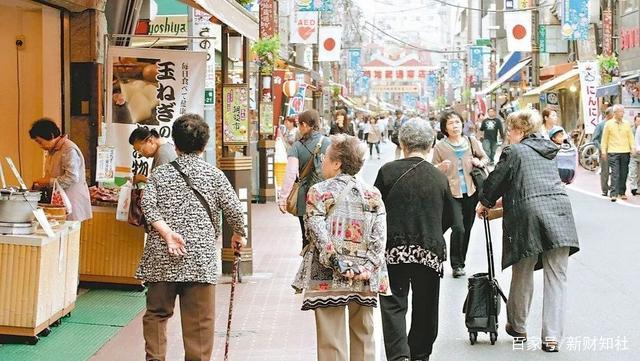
[296,0,333,12]
[562,0,589,40]
[403,93,418,108]
[348,49,362,73]
[469,46,484,81]
[426,71,438,99]
[448,59,463,88]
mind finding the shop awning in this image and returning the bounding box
[338,95,356,107]
[522,68,580,101]
[497,52,523,81]
[621,73,640,82]
[596,82,620,97]
[182,0,258,40]
[478,58,531,96]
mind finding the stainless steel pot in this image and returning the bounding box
[0,189,41,223]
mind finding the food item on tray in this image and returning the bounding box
[89,186,119,203]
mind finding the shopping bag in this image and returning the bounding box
[51,179,73,215]
[116,182,132,221]
[128,187,146,227]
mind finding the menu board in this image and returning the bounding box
[259,102,275,135]
[222,84,250,144]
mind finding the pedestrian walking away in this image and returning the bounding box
[600,104,636,201]
[292,134,389,361]
[592,107,614,196]
[432,110,489,278]
[374,119,455,361]
[479,108,505,165]
[627,114,640,195]
[137,114,247,361]
[278,110,331,250]
[476,109,580,353]
[368,117,382,159]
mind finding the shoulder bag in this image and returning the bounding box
[286,137,324,215]
[466,136,489,190]
[170,161,215,224]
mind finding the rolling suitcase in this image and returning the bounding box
[463,216,507,345]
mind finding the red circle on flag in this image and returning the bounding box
[324,38,336,51]
[512,25,527,40]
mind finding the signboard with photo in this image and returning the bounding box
[621,77,640,108]
[106,46,206,177]
[222,84,250,144]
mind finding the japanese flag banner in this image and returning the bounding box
[503,10,532,52]
[318,26,342,62]
[105,47,205,182]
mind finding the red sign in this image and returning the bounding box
[396,70,404,79]
[603,10,612,55]
[418,70,427,78]
[374,71,382,79]
[259,0,277,38]
[272,70,285,128]
[407,70,415,78]
[385,70,393,79]
[621,26,640,50]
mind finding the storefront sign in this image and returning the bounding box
[578,61,600,134]
[562,0,589,40]
[620,26,640,50]
[286,83,309,117]
[290,11,319,44]
[602,10,612,55]
[259,0,278,38]
[136,15,188,36]
[106,47,206,175]
[296,0,333,12]
[259,102,275,134]
[190,9,217,109]
[372,85,420,93]
[621,77,640,108]
[96,146,116,183]
[539,25,547,53]
[448,59,463,88]
[222,85,250,144]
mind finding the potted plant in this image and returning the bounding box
[251,35,280,75]
[597,54,618,84]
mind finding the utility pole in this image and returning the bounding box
[531,0,540,87]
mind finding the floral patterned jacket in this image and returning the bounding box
[292,174,390,295]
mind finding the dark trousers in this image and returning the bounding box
[482,139,498,163]
[600,154,610,195]
[608,153,630,196]
[143,282,215,361]
[298,216,309,250]
[450,193,478,269]
[368,142,380,156]
[381,263,440,361]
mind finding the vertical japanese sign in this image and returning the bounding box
[286,83,309,117]
[426,71,437,100]
[290,11,319,44]
[602,10,612,55]
[295,0,333,12]
[578,61,600,134]
[106,47,205,175]
[190,9,217,108]
[259,102,275,134]
[562,0,589,40]
[539,25,547,53]
[259,0,277,38]
[447,60,463,88]
[95,146,115,183]
[223,84,250,144]
[468,46,484,82]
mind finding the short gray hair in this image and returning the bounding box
[399,119,435,153]
[612,104,624,113]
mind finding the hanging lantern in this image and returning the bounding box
[282,80,299,97]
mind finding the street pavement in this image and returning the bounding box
[91,139,640,360]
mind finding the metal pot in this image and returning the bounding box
[0,189,41,223]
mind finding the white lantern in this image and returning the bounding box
[282,80,299,97]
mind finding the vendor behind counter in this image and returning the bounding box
[29,118,92,222]
[128,127,177,185]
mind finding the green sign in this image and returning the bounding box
[539,25,547,53]
[476,38,491,47]
[204,89,214,105]
[259,102,275,135]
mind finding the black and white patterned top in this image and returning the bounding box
[137,153,246,284]
[386,245,443,276]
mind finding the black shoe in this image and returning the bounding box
[602,192,608,197]
[505,323,527,342]
[542,340,559,352]
[632,189,638,196]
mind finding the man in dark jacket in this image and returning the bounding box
[592,107,614,196]
[479,108,505,165]
[477,109,579,353]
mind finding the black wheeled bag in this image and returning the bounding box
[462,217,507,345]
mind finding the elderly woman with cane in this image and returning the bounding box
[476,109,580,353]
[138,114,247,361]
[293,134,389,361]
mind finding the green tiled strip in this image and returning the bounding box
[0,289,146,361]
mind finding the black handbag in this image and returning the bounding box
[467,136,489,190]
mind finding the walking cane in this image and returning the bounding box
[223,249,241,361]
